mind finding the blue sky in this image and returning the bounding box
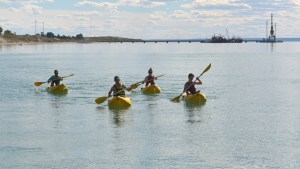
[0,0,299,39]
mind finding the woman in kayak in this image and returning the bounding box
[183,73,202,95]
[47,70,63,87]
[108,76,133,97]
[142,68,158,87]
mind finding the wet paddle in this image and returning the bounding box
[34,74,74,87]
[95,76,164,104]
[95,89,126,104]
[171,64,211,102]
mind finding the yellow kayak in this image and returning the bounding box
[182,93,206,104]
[108,96,132,109]
[141,85,161,95]
[46,84,68,94]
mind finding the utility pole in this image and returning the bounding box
[226,28,230,39]
[275,23,277,41]
[266,21,268,39]
[90,16,91,37]
[35,20,37,36]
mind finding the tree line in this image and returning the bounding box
[0,26,84,40]
[0,26,16,38]
[45,32,83,40]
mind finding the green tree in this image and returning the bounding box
[3,30,15,38]
[46,32,55,38]
[0,27,3,35]
[75,33,83,40]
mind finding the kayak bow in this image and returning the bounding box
[46,84,68,94]
[141,85,161,95]
[182,92,206,105]
[108,96,132,109]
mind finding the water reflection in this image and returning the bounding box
[109,108,131,127]
[184,103,205,124]
[49,95,67,110]
[96,106,106,111]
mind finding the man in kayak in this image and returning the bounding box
[108,76,133,97]
[183,73,202,95]
[47,70,63,87]
[142,68,158,87]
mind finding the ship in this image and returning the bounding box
[201,28,243,43]
[202,34,243,43]
[258,13,283,43]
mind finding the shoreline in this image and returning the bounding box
[0,41,82,46]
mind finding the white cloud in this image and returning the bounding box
[22,4,43,14]
[0,0,54,4]
[290,0,300,6]
[119,0,165,8]
[21,0,54,4]
[76,1,118,9]
[76,0,165,9]
[74,11,102,17]
[149,11,166,21]
[0,0,15,3]
[191,10,232,17]
[181,0,251,9]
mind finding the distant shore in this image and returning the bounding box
[0,35,143,46]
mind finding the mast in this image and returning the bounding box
[270,13,275,40]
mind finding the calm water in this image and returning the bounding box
[0,42,300,168]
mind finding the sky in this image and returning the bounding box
[0,0,299,39]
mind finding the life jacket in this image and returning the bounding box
[145,75,155,86]
[49,75,62,86]
[185,81,196,94]
[113,83,125,96]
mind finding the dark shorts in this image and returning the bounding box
[51,80,60,86]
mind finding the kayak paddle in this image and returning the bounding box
[95,96,110,104]
[132,74,165,89]
[95,89,126,104]
[34,74,75,87]
[95,76,160,104]
[171,63,211,102]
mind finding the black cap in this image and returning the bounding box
[148,68,153,73]
[188,73,194,77]
[114,76,120,80]
[54,70,58,74]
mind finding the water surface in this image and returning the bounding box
[0,42,300,168]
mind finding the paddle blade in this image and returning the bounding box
[200,63,211,76]
[132,83,141,89]
[62,74,74,78]
[171,95,181,102]
[34,82,44,87]
[156,74,165,78]
[95,96,109,104]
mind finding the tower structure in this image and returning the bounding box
[259,13,283,43]
[269,13,276,41]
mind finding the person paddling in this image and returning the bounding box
[183,73,202,95]
[108,76,133,97]
[47,70,63,87]
[142,68,157,87]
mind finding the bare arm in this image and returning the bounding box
[123,84,133,92]
[183,83,189,93]
[194,77,202,85]
[108,86,115,97]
